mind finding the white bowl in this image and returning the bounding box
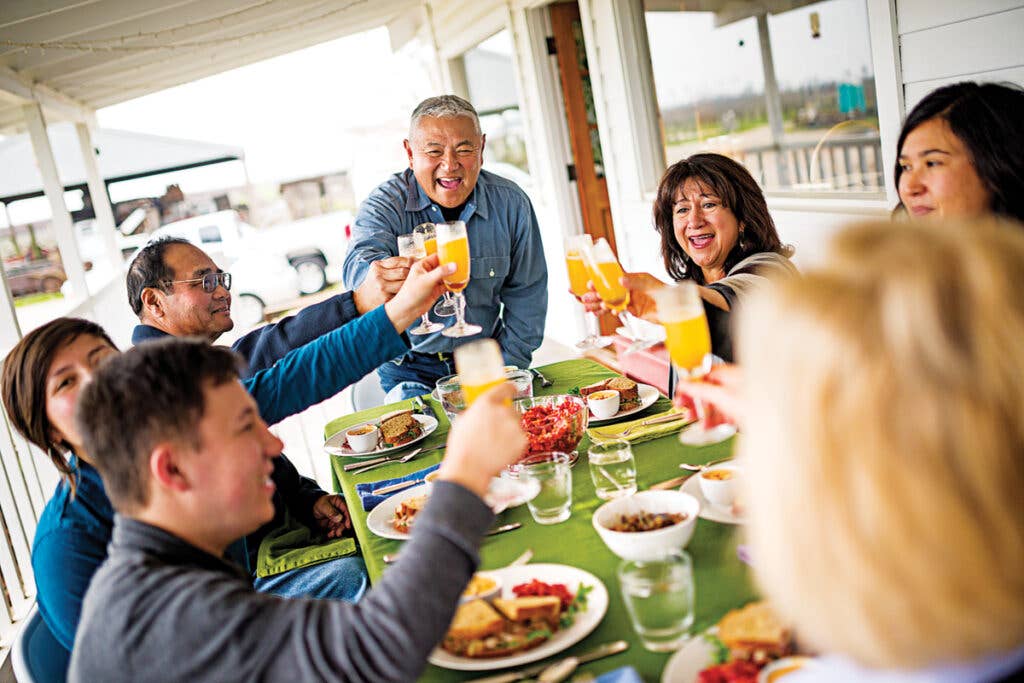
[698,465,741,509]
[587,390,620,420]
[459,571,502,603]
[346,423,380,453]
[592,491,700,561]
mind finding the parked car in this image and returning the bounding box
[4,259,67,298]
[136,219,301,330]
[154,210,349,296]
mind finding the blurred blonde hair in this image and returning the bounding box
[737,217,1024,669]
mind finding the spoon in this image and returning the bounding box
[679,456,732,472]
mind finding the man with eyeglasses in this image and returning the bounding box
[124,236,455,604]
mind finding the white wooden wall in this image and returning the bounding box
[896,0,1024,109]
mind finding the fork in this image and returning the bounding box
[607,412,690,438]
[348,448,421,475]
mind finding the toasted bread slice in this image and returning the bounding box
[717,601,792,662]
[380,412,421,446]
[493,596,562,627]
[446,600,506,642]
[606,376,639,409]
[579,379,611,397]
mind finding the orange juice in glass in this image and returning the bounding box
[455,339,507,406]
[565,234,612,350]
[436,221,482,337]
[663,314,711,371]
[583,237,630,312]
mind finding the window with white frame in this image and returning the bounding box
[645,0,882,197]
[463,31,530,176]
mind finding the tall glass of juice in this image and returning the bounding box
[436,221,482,337]
[454,339,507,406]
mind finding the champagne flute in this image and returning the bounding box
[396,233,444,334]
[565,234,613,350]
[436,221,482,337]
[416,222,456,318]
[580,237,657,354]
[653,283,736,446]
[454,338,507,406]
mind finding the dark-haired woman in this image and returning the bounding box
[896,81,1024,223]
[585,153,795,362]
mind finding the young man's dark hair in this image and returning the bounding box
[125,236,194,315]
[76,338,242,511]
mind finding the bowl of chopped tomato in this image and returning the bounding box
[515,395,589,457]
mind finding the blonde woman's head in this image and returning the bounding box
[737,217,1024,669]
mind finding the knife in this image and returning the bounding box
[466,640,629,683]
[485,522,521,536]
[532,368,554,388]
[373,477,431,496]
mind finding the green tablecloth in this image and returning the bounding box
[327,359,758,682]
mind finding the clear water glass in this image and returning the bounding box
[518,452,573,525]
[588,439,638,500]
[618,551,695,652]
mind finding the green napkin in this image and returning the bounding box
[255,511,356,578]
[588,409,694,444]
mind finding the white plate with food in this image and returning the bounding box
[662,602,804,682]
[581,381,661,424]
[680,474,744,525]
[324,412,438,458]
[429,563,608,671]
[367,479,540,540]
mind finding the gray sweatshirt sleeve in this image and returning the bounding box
[72,482,494,683]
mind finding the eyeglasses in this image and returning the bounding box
[165,272,232,293]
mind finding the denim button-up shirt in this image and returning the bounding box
[343,168,548,369]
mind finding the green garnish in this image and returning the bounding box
[559,583,593,629]
[703,632,730,665]
[526,628,553,641]
[567,386,581,397]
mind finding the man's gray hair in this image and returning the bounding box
[409,95,481,138]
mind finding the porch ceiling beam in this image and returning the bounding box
[57,10,410,107]
[0,66,95,124]
[9,0,327,81]
[0,0,101,31]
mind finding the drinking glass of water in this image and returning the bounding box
[518,452,573,525]
[588,439,637,500]
[618,550,695,652]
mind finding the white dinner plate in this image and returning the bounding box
[661,629,718,683]
[680,474,744,525]
[587,383,661,424]
[324,414,438,458]
[428,563,609,671]
[366,479,540,541]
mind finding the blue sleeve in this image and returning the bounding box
[230,292,360,378]
[341,189,402,290]
[494,195,548,369]
[32,526,108,651]
[244,305,408,426]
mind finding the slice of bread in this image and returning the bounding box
[380,412,421,446]
[493,596,562,627]
[717,601,792,662]
[607,376,639,409]
[579,379,611,397]
[446,599,506,641]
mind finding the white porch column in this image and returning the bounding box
[23,102,89,301]
[75,122,121,269]
[0,267,21,351]
[756,13,787,185]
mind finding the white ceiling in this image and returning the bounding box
[0,0,421,134]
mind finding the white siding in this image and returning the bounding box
[897,0,1024,109]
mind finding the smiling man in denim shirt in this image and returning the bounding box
[343,95,548,401]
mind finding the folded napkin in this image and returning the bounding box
[587,409,694,444]
[356,463,441,511]
[596,666,643,683]
[256,511,356,578]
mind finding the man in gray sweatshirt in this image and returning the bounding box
[69,338,527,682]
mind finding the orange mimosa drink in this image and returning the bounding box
[455,339,508,407]
[423,236,437,256]
[438,235,470,292]
[591,259,629,312]
[663,313,711,370]
[566,251,589,297]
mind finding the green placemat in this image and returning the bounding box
[255,511,356,578]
